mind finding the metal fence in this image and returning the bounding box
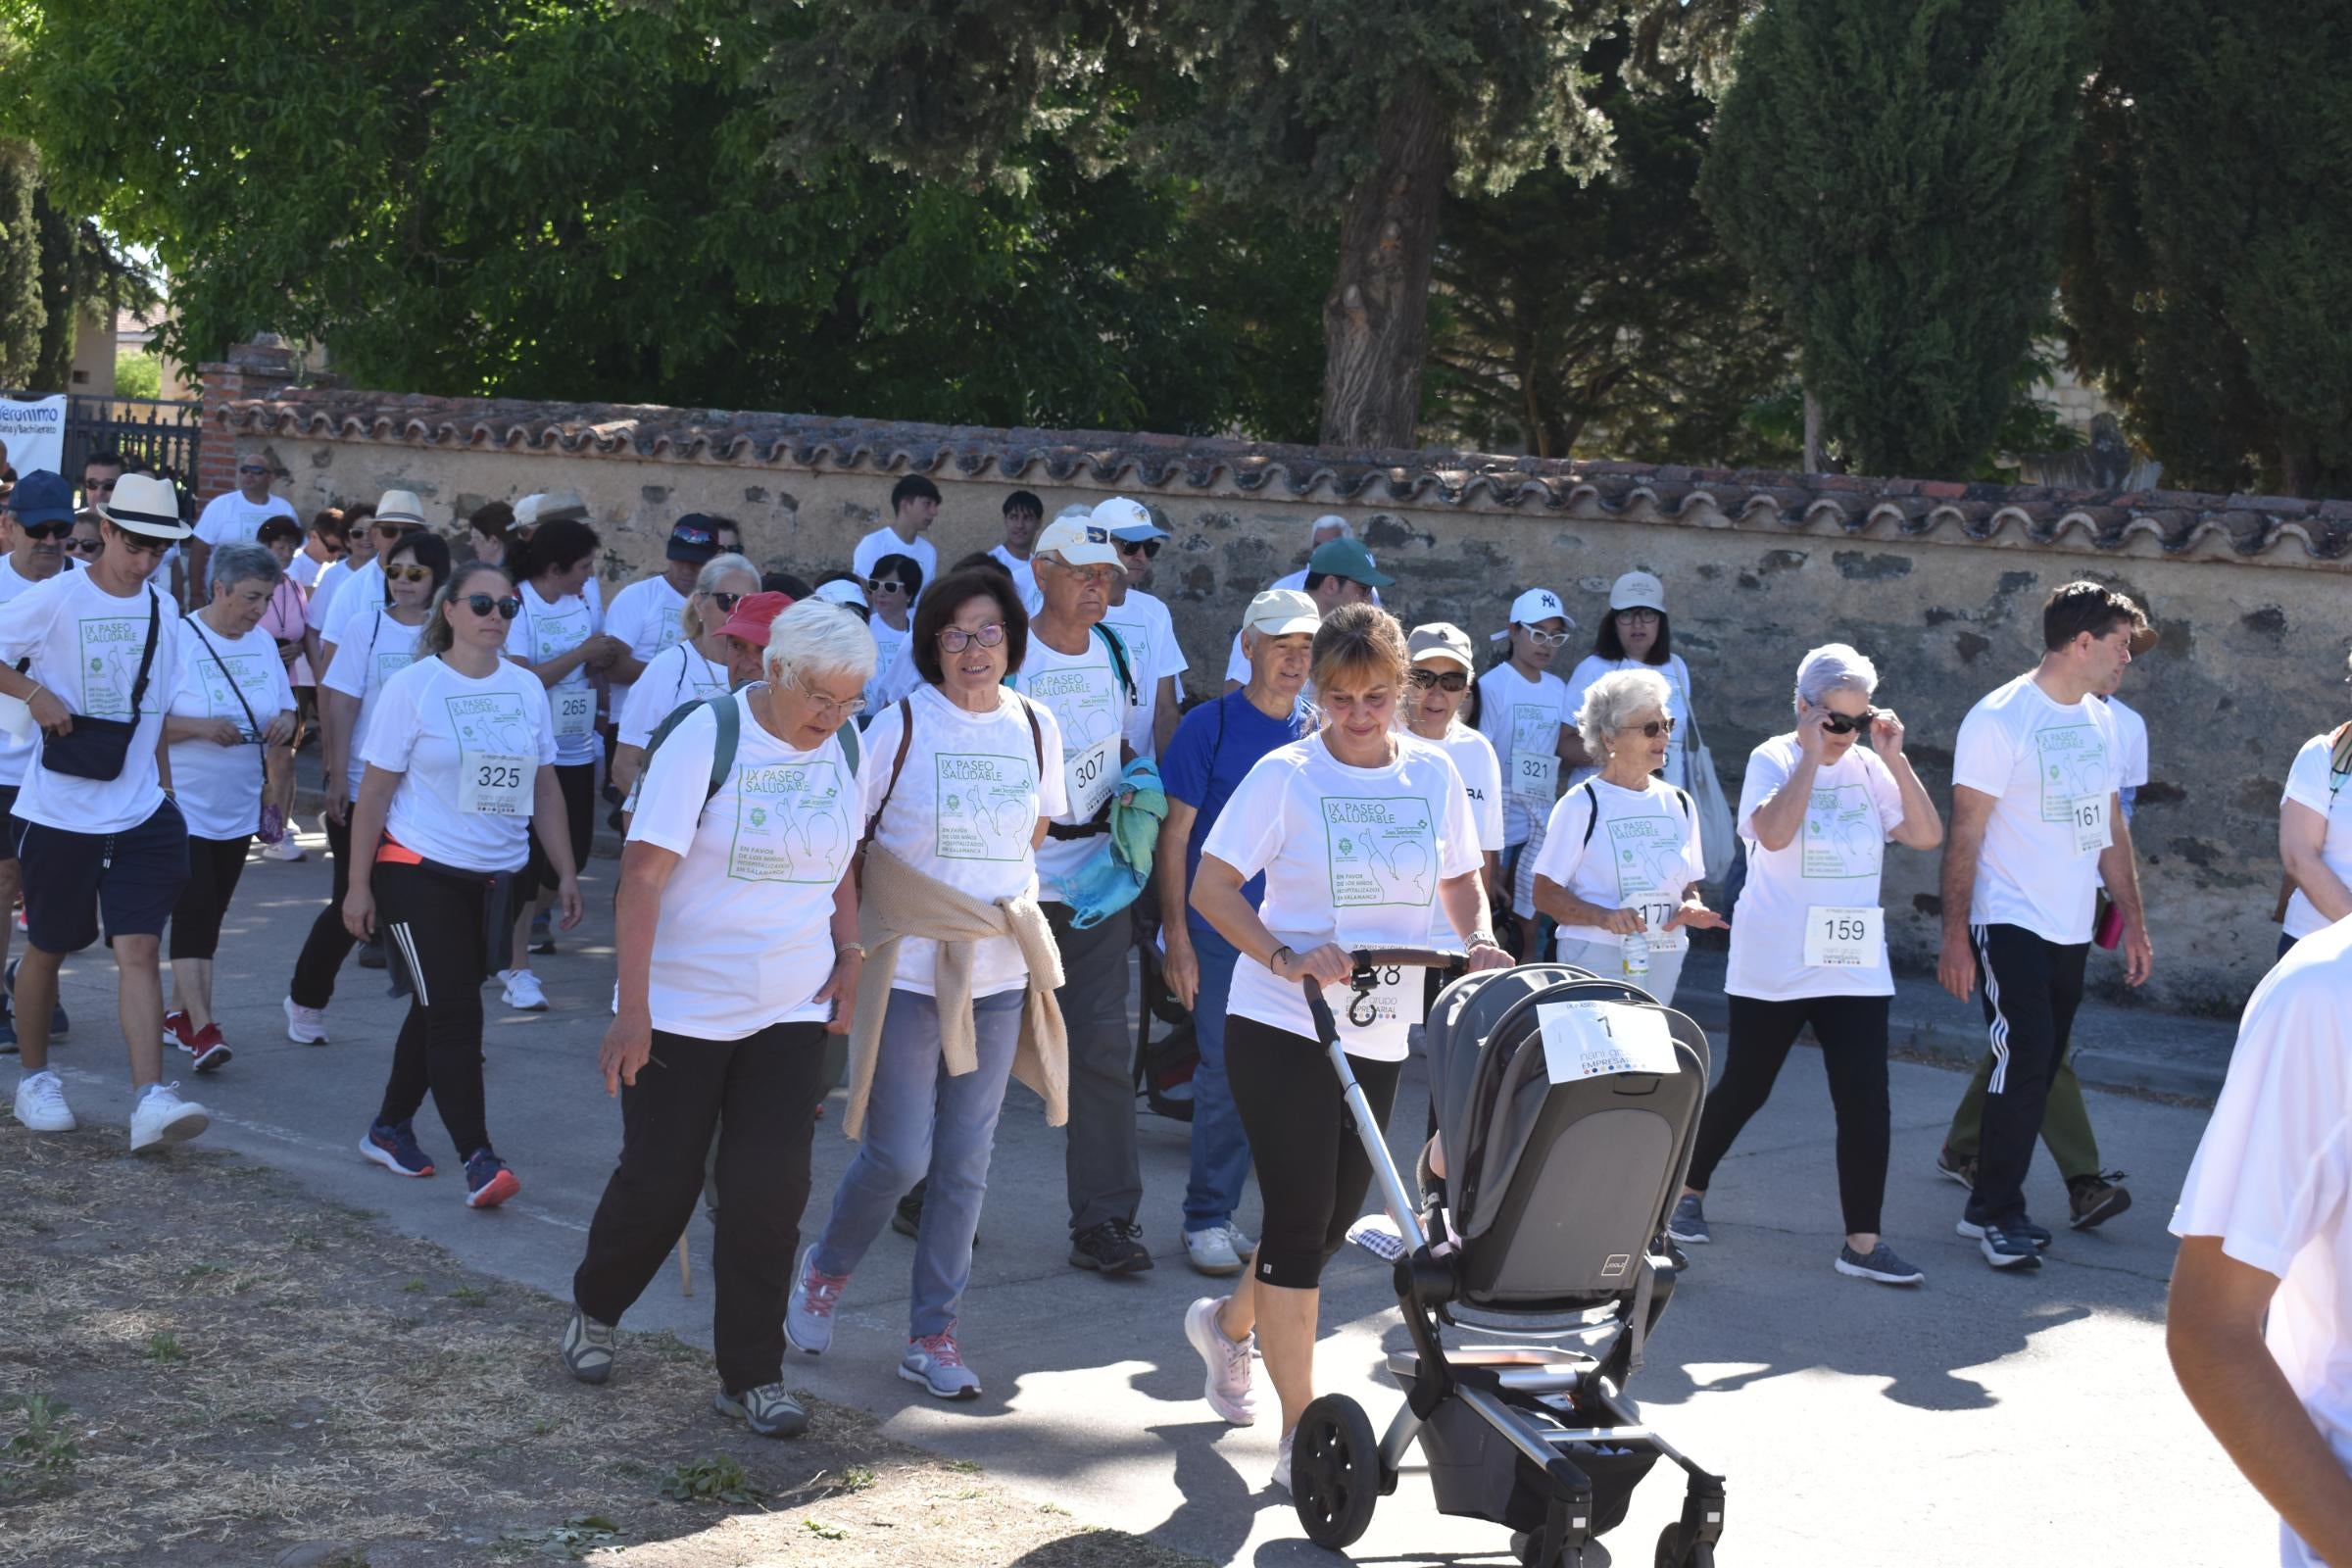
[1,392,204,497]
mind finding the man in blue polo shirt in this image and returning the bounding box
[1156,588,1320,1276]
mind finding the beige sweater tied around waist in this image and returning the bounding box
[841,841,1069,1141]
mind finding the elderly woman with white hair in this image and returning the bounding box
[563,599,877,1441]
[1670,643,1942,1287]
[1530,666,1724,1003]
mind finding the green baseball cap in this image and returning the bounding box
[1306,536,1394,589]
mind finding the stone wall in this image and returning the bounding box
[201,342,2352,1014]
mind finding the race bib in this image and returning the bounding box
[1538,999,1679,1084]
[1801,905,1883,967]
[446,692,540,815]
[1065,733,1118,821]
[1510,748,1559,802]
[1325,960,1425,1037]
[552,685,597,740]
[1631,900,1688,955]
[2068,793,2110,857]
[459,753,531,816]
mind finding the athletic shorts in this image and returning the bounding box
[18,798,190,954]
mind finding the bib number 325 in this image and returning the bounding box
[459,754,532,816]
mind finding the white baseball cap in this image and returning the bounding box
[1506,587,1571,627]
[1094,496,1169,542]
[813,577,869,611]
[1034,512,1126,571]
[1610,570,1666,613]
[1408,622,1475,671]
[1242,588,1321,639]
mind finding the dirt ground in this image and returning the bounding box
[0,1124,1209,1568]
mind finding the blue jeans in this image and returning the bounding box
[1182,923,1253,1235]
[810,987,1022,1340]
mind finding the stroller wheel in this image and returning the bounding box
[1655,1523,1717,1568]
[1292,1394,1381,1550]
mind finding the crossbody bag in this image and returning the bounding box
[40,588,162,782]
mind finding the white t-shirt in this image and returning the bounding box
[1561,653,1693,791]
[858,685,1065,1000]
[1952,672,2122,945]
[287,550,328,590]
[853,528,938,594]
[603,573,691,714]
[306,559,354,634]
[166,616,296,840]
[1475,662,1573,845]
[868,618,910,698]
[987,545,1037,607]
[2170,919,2352,1568]
[1726,735,1908,1000]
[1203,731,1480,1063]
[616,641,729,750]
[2105,692,2149,804]
[192,491,297,549]
[362,655,559,873]
[1427,724,1504,947]
[504,580,603,766]
[317,558,385,645]
[320,610,424,797]
[0,555,77,787]
[1102,589,1189,762]
[1529,776,1706,953]
[627,690,854,1039]
[1009,627,1152,891]
[867,634,923,711]
[0,571,183,834]
[2281,731,2352,942]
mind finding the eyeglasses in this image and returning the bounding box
[865,578,907,596]
[1618,716,1678,739]
[1044,561,1120,588]
[937,622,1007,653]
[460,593,522,620]
[708,591,742,613]
[64,537,102,557]
[1518,626,1571,647]
[1117,539,1161,560]
[799,687,866,722]
[1613,608,1661,626]
[384,564,434,584]
[16,521,72,541]
[1408,668,1469,693]
[1822,709,1877,736]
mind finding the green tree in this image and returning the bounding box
[757,0,1628,450]
[114,347,161,400]
[1425,32,1799,466]
[0,143,40,385]
[1700,0,2086,477]
[2062,1,2352,498]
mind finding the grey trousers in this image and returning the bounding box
[1045,899,1142,1236]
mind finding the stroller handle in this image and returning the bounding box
[1298,947,1468,1043]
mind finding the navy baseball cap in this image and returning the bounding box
[666,514,721,564]
[6,470,73,526]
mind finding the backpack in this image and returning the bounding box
[640,688,860,817]
[1004,622,1137,706]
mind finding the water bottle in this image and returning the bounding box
[1621,928,1650,979]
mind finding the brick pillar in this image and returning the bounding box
[195,336,299,506]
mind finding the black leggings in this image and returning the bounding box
[289,811,360,1009]
[572,1022,827,1395]
[1227,1014,1400,1289]
[1684,993,1891,1236]
[524,760,594,895]
[168,834,254,961]
[373,859,495,1156]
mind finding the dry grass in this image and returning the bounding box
[0,1126,1206,1568]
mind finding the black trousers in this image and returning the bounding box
[1970,922,2089,1226]
[167,834,254,961]
[572,1021,827,1394]
[373,859,495,1156]
[524,760,594,895]
[1684,993,1892,1236]
[1227,1013,1400,1290]
[290,812,361,1009]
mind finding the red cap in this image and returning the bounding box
[719,590,791,647]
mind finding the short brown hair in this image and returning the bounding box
[911,567,1030,687]
[1309,602,1410,696]
[2042,581,2145,652]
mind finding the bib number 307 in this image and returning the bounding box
[1802,905,1883,967]
[459,754,532,816]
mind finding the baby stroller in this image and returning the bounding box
[1290,949,1727,1568]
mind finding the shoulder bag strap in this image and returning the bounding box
[858,697,918,857]
[126,589,162,718]
[187,615,264,740]
[1579,779,1603,850]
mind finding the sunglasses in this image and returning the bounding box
[384,564,435,584]
[237,465,270,477]
[1408,668,1469,693]
[865,578,908,596]
[83,477,118,494]
[937,622,1007,653]
[1518,626,1571,647]
[708,591,743,613]
[460,593,521,620]
[1822,709,1877,736]
[17,521,73,541]
[1619,716,1678,739]
[369,522,407,539]
[1118,539,1161,560]
[63,537,102,557]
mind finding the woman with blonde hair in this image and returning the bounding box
[609,553,760,798]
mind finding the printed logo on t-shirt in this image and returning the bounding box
[196,650,273,736]
[526,599,593,663]
[1321,796,1437,907]
[1607,813,1688,905]
[374,652,414,693]
[447,690,536,816]
[1800,783,1882,880]
[2034,723,2109,822]
[1024,664,1119,750]
[728,760,853,883]
[934,753,1036,861]
[78,612,150,717]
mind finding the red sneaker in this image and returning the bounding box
[162,1009,196,1052]
[185,1023,232,1074]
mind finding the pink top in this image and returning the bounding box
[260,577,314,686]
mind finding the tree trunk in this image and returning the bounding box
[1802,387,1825,474]
[1318,70,1446,451]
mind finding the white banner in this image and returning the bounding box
[0,396,68,478]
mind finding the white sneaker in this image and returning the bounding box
[1270,1429,1295,1494]
[283,996,328,1046]
[1184,1222,1251,1276]
[261,835,307,862]
[1184,1297,1256,1426]
[499,969,548,1011]
[12,1069,74,1132]
[128,1082,208,1152]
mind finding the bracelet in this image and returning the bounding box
[1268,944,1294,974]
[837,942,866,959]
[1468,932,1500,952]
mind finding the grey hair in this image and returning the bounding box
[679,552,759,638]
[1309,513,1353,542]
[1054,503,1093,522]
[763,600,877,689]
[1577,666,1675,759]
[209,540,284,595]
[1793,642,1880,711]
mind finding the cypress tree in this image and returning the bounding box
[0,144,44,387]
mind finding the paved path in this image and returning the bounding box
[26,826,2277,1565]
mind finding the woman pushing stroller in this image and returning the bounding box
[1182,603,1510,1491]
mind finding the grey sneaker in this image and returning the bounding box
[713,1382,809,1438]
[562,1306,615,1385]
[785,1250,848,1356]
[1935,1146,1977,1188]
[1834,1242,1926,1286]
[899,1328,981,1400]
[2067,1171,2132,1231]
[1666,1193,1710,1245]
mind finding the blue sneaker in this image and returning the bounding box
[463,1147,520,1209]
[529,909,556,956]
[360,1119,435,1178]
[1666,1193,1710,1245]
[4,958,66,1037]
